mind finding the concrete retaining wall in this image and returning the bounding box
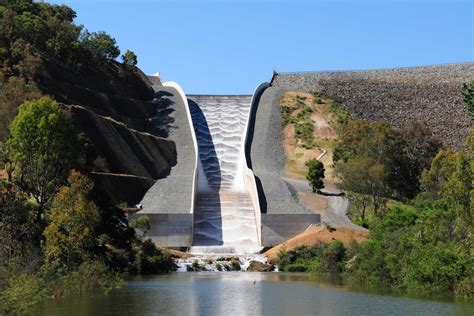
[261,214,321,246]
[141,214,193,247]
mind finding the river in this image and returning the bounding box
[38,272,473,315]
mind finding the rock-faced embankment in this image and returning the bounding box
[271,63,474,149]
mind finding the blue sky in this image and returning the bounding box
[49,0,473,94]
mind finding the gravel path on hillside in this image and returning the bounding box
[283,177,365,230]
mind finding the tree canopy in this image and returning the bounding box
[334,120,441,200]
[6,97,84,218]
[305,158,325,193]
[122,49,137,67]
[0,0,121,74]
[43,171,100,268]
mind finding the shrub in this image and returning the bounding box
[277,242,347,274]
[121,49,137,67]
[60,260,122,295]
[135,239,177,274]
[462,81,474,121]
[0,272,47,315]
[305,159,325,193]
[130,215,150,233]
[280,105,293,126]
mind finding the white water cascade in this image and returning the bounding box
[188,95,261,254]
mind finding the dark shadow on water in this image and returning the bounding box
[188,98,223,246]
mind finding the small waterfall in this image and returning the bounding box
[175,254,272,272]
[188,96,261,254]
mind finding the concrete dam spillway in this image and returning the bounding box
[188,96,260,253]
[135,80,321,254]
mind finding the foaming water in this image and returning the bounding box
[175,254,269,272]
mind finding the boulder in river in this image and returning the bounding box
[247,261,274,272]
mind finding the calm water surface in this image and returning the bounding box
[40,272,473,315]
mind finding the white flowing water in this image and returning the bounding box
[188,96,261,254]
[175,254,271,272]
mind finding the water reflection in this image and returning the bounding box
[40,273,473,316]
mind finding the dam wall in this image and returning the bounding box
[271,63,474,149]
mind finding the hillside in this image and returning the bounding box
[37,57,177,206]
[272,63,474,149]
[0,1,177,206]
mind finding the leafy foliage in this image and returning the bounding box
[7,97,84,217]
[132,239,177,274]
[0,272,47,315]
[334,120,441,200]
[0,182,38,261]
[305,158,325,192]
[122,49,137,67]
[336,157,387,218]
[347,131,473,298]
[81,31,120,60]
[348,199,473,297]
[43,171,100,268]
[0,0,121,71]
[277,240,348,274]
[462,81,474,121]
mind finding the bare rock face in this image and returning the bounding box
[68,105,176,179]
[272,63,474,149]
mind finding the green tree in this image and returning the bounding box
[121,49,137,67]
[334,119,440,199]
[420,148,457,199]
[305,158,325,193]
[462,81,474,121]
[7,97,84,221]
[336,157,387,217]
[43,171,100,268]
[81,30,120,60]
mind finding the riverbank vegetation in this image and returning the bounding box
[277,85,473,299]
[0,1,173,314]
